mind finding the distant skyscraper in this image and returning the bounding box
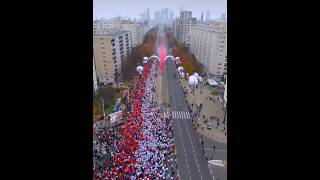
[161,8,169,23]
[154,11,161,24]
[146,8,150,22]
[221,13,226,21]
[170,10,174,21]
[201,12,204,22]
[206,10,210,22]
[180,6,184,13]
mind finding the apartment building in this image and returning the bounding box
[189,23,226,79]
[93,56,98,94]
[173,11,196,46]
[93,31,132,84]
[93,19,145,47]
[121,23,144,47]
[93,19,121,35]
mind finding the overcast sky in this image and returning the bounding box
[93,0,226,20]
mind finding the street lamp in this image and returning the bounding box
[100,97,106,128]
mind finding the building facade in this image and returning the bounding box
[93,19,144,47]
[189,23,227,79]
[93,19,121,35]
[93,31,132,84]
[93,56,98,93]
[224,78,227,104]
[173,11,196,46]
[121,23,144,47]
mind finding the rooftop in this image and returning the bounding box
[93,30,130,37]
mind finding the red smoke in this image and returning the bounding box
[160,46,165,73]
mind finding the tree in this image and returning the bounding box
[139,43,154,57]
[178,43,188,54]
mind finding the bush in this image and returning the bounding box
[211,89,220,96]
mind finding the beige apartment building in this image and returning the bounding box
[189,23,227,79]
[93,31,132,84]
[93,19,145,47]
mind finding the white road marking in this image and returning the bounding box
[186,112,190,119]
[177,111,192,179]
[171,111,191,119]
[204,148,227,153]
[183,118,203,180]
[208,160,224,167]
[182,111,186,119]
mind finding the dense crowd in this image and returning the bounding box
[93,60,177,179]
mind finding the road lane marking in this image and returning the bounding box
[177,113,192,179]
[183,117,203,180]
[208,160,225,167]
[171,111,191,119]
[204,148,227,153]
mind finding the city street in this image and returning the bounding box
[165,61,214,180]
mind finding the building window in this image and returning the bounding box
[102,51,106,54]
[100,38,104,40]
[217,71,221,74]
[101,47,105,49]
[104,64,106,67]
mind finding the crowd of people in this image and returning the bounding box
[93,60,177,179]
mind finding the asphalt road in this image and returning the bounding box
[165,61,214,180]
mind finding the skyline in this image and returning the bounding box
[93,0,226,20]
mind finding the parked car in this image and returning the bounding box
[207,122,212,129]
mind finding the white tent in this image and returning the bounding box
[193,72,199,79]
[207,79,219,86]
[143,57,148,64]
[177,66,184,72]
[179,71,185,78]
[188,75,199,85]
[136,66,144,74]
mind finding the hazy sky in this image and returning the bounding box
[93,0,226,20]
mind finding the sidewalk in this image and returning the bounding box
[180,79,227,144]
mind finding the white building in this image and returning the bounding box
[121,23,144,47]
[93,19,121,35]
[189,23,227,79]
[93,56,98,93]
[93,31,132,84]
[93,18,145,47]
[173,11,196,46]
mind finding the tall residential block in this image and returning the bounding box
[189,23,227,79]
[93,31,132,84]
[93,19,144,47]
[173,11,196,46]
[93,56,98,94]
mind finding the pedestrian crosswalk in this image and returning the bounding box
[208,160,225,167]
[171,111,191,119]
